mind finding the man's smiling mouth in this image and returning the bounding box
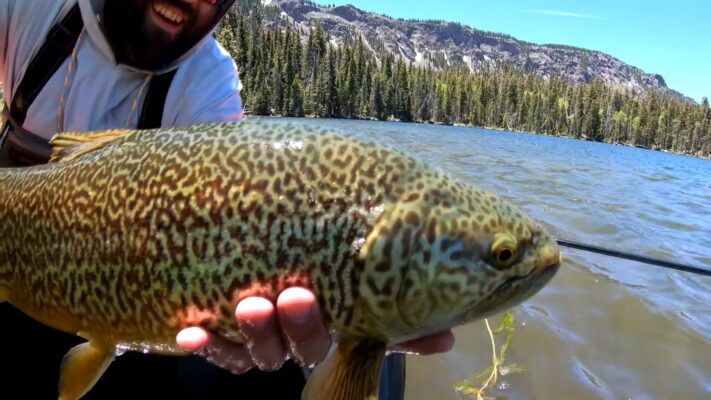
[153,2,185,24]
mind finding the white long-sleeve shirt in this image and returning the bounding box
[0,0,244,141]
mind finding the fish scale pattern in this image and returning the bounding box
[0,119,557,354]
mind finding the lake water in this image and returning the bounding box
[259,117,711,399]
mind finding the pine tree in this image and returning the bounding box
[289,77,305,117]
[370,71,386,120]
[214,9,710,158]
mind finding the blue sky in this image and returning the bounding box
[323,0,710,103]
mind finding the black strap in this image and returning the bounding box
[0,2,176,166]
[0,107,54,166]
[9,1,176,131]
[9,3,83,125]
[137,69,177,130]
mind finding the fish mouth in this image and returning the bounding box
[533,262,560,286]
[493,267,537,294]
[493,259,560,295]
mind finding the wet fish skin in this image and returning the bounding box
[0,119,561,399]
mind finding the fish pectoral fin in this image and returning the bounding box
[58,341,116,400]
[49,129,134,163]
[302,337,386,400]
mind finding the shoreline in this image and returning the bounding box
[245,113,711,161]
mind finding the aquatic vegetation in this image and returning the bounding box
[454,310,526,400]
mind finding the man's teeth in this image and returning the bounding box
[154,4,184,24]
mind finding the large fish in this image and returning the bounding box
[0,119,561,400]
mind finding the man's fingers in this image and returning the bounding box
[235,296,289,371]
[176,326,211,352]
[176,326,256,374]
[194,332,256,375]
[276,287,331,367]
[389,330,455,355]
[178,290,450,377]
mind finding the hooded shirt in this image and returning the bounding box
[0,0,244,141]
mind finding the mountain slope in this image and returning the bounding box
[259,0,674,96]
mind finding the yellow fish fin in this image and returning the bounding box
[58,340,115,400]
[302,337,386,400]
[49,129,134,163]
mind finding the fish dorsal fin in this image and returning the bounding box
[49,129,134,163]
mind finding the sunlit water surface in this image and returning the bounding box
[260,117,711,399]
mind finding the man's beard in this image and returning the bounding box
[102,0,216,71]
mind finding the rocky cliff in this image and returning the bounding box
[260,0,674,96]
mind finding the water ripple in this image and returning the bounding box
[268,118,711,399]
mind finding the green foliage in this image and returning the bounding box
[215,6,711,158]
[454,311,526,400]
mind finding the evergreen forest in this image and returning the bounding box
[214,6,711,158]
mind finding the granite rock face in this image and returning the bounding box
[263,0,669,94]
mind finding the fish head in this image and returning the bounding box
[357,177,561,343]
[456,212,562,323]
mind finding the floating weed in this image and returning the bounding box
[454,311,526,399]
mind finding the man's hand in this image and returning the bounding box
[176,287,455,374]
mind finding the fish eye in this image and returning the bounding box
[491,234,518,269]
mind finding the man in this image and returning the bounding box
[0,0,454,398]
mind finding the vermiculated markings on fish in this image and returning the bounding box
[0,119,561,400]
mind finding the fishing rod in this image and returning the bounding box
[556,239,711,277]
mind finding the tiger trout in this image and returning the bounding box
[0,119,561,400]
